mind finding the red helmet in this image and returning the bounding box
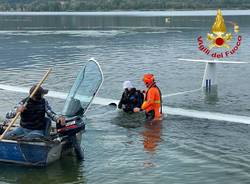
[143,73,155,85]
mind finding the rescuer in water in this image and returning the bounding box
[134,74,163,120]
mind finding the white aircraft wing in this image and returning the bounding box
[178,58,247,64]
[0,84,250,125]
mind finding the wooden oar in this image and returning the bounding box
[0,68,52,140]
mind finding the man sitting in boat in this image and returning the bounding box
[4,85,65,139]
[118,81,144,113]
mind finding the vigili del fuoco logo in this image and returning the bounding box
[197,9,242,58]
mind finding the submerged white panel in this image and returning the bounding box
[0,84,250,124]
[163,106,250,125]
[0,84,67,99]
[178,58,247,64]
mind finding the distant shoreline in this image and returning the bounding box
[0,10,250,16]
[1,0,250,12]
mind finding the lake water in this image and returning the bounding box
[0,11,250,184]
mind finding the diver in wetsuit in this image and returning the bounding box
[118,81,144,113]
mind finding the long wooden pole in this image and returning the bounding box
[0,68,52,140]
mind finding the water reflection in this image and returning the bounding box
[111,111,163,153]
[111,111,145,128]
[203,87,219,104]
[0,156,86,184]
[142,120,163,153]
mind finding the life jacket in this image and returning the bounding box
[20,97,46,130]
[136,90,144,108]
[142,83,162,120]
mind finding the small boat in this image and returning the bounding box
[0,58,103,166]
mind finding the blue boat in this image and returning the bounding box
[0,139,62,166]
[0,59,104,166]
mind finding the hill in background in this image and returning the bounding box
[0,0,249,11]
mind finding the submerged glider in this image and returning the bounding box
[0,85,250,125]
[0,58,249,125]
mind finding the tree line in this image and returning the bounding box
[0,0,250,11]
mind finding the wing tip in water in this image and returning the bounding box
[178,58,247,64]
[0,84,250,124]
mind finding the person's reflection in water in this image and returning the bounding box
[142,120,163,168]
[143,120,163,153]
[15,157,86,184]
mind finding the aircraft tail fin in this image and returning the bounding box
[178,58,247,90]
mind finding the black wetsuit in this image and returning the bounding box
[118,88,143,113]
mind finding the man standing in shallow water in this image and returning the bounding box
[134,74,163,120]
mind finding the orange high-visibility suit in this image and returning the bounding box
[141,84,162,120]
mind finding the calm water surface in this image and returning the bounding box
[0,11,250,184]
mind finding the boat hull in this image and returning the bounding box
[0,139,62,166]
[0,131,83,166]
